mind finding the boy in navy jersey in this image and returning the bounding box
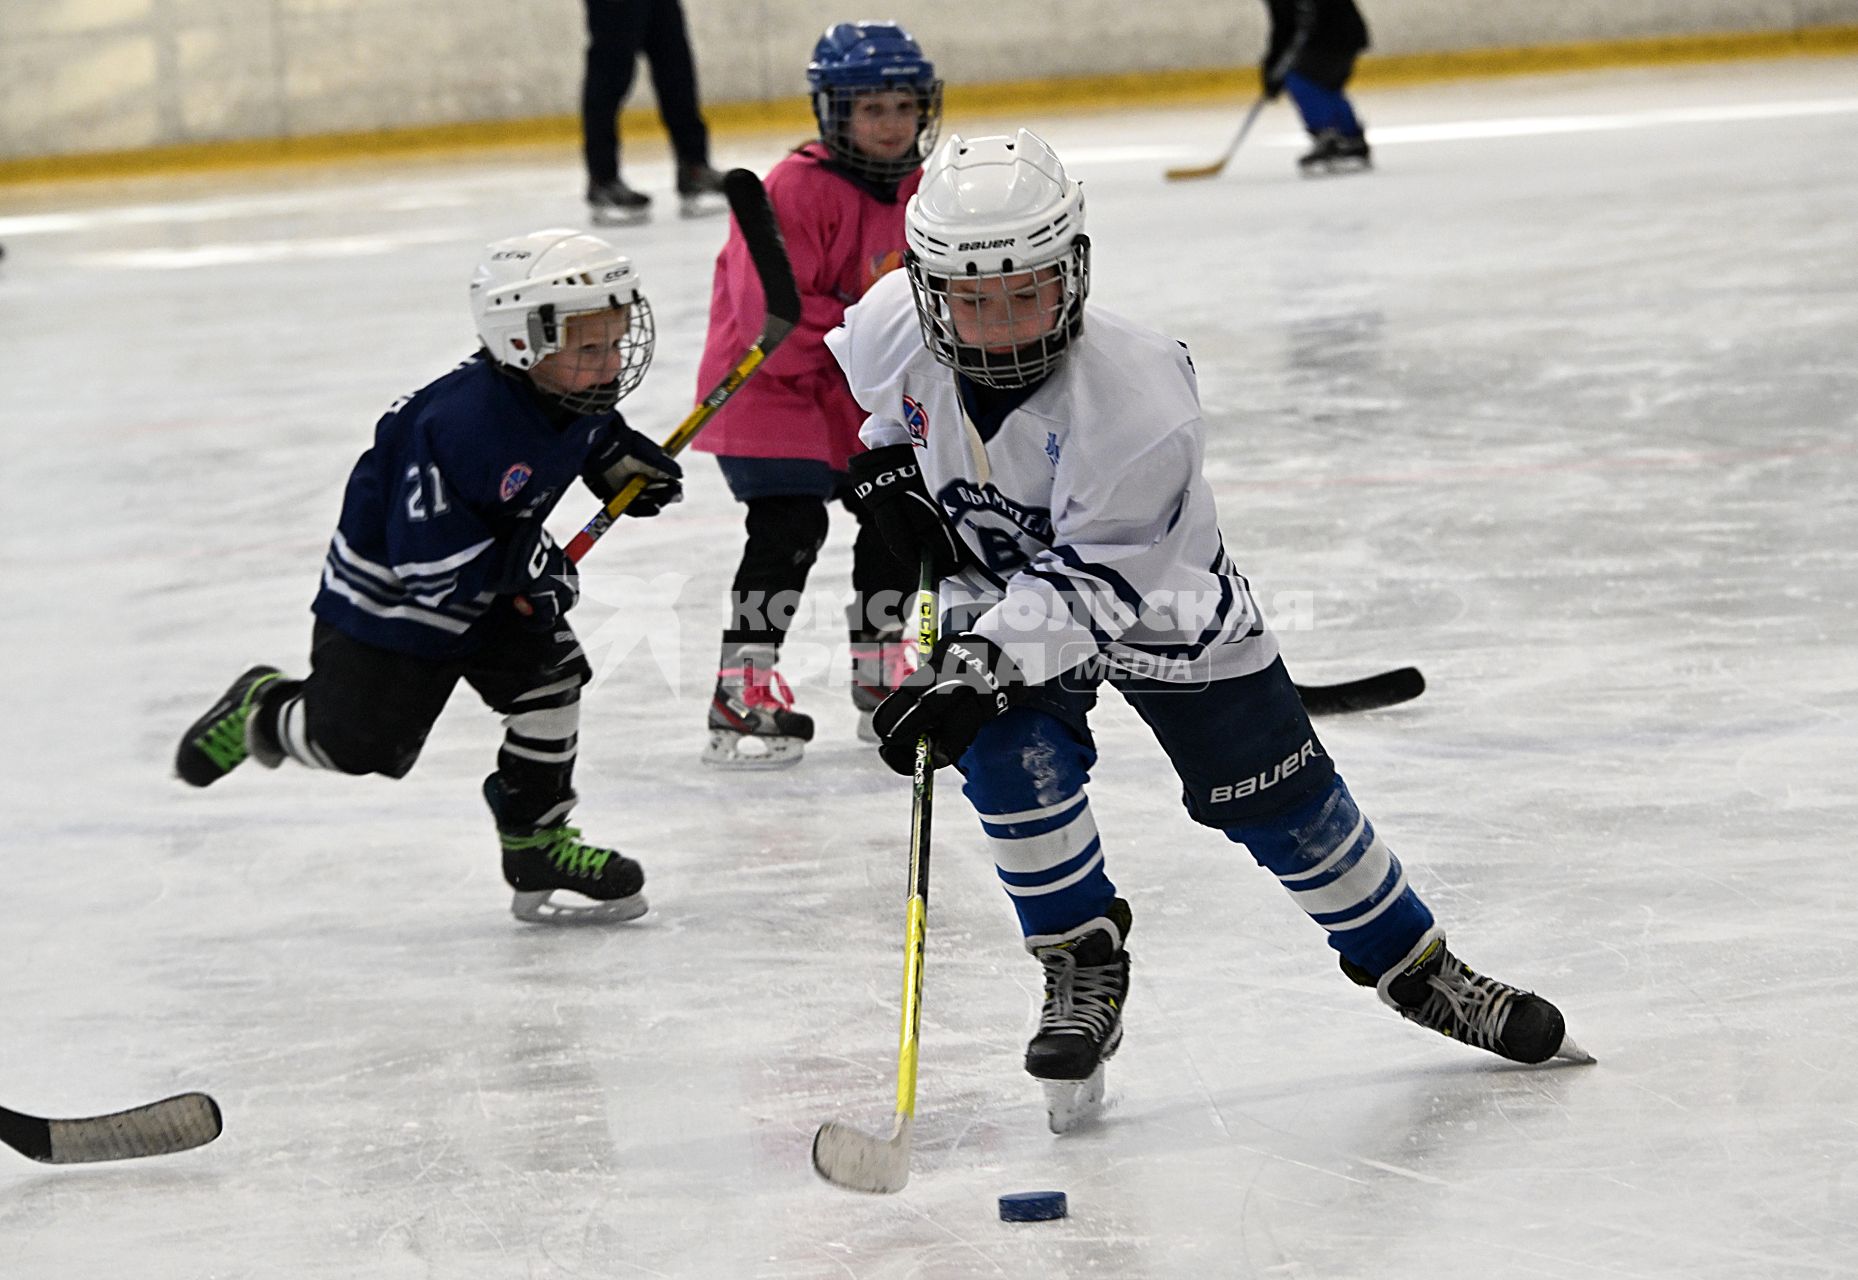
[176,229,682,925]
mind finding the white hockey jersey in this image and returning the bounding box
[826,270,1279,687]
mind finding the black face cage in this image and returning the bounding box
[529,295,656,414]
[905,238,1091,390]
[816,81,945,184]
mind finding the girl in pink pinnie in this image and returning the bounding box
[693,21,943,769]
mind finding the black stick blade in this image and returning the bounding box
[1296,666,1426,716]
[722,168,801,339]
[1,1092,223,1164]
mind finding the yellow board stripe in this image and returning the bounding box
[4,24,1855,187]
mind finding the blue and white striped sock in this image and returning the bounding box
[1226,775,1434,978]
[962,711,1117,941]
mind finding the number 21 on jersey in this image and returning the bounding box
[403,464,451,521]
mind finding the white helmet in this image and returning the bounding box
[469,228,654,412]
[903,130,1089,388]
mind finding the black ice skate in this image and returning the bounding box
[850,628,916,744]
[703,642,815,770]
[1025,899,1133,1133]
[485,776,647,925]
[676,163,729,219]
[1343,932,1594,1065]
[174,665,292,787]
[1298,129,1372,176]
[587,178,652,227]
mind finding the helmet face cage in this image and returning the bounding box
[806,22,941,185]
[906,238,1091,389]
[813,80,944,184]
[528,296,656,415]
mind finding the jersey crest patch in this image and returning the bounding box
[863,249,904,293]
[902,395,930,448]
[500,463,534,503]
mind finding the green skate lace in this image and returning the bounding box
[195,675,280,771]
[503,826,612,880]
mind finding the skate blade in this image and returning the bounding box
[701,729,806,770]
[510,888,648,925]
[679,194,728,219]
[1553,1032,1597,1065]
[1299,160,1371,178]
[1040,1067,1107,1135]
[589,206,650,227]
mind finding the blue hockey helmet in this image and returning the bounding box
[805,22,943,184]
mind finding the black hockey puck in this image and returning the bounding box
[998,1190,1067,1221]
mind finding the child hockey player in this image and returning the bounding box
[691,21,941,769]
[1262,0,1373,173]
[175,229,683,926]
[830,131,1590,1131]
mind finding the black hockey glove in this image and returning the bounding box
[870,632,1025,775]
[498,525,580,630]
[1261,54,1292,99]
[849,444,965,578]
[583,421,683,517]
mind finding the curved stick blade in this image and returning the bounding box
[1164,162,1226,181]
[1297,666,1426,715]
[812,1114,912,1194]
[1,1092,224,1164]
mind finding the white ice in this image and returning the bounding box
[2,56,1856,1278]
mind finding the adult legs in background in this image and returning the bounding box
[1284,49,1370,172]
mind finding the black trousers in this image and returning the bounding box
[724,486,915,648]
[297,620,591,797]
[581,0,710,183]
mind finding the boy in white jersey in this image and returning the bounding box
[829,130,1590,1131]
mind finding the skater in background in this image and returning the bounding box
[1262,0,1373,173]
[581,0,730,223]
[693,21,943,769]
[175,229,684,925]
[830,129,1589,1131]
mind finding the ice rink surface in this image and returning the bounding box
[2,54,1856,1279]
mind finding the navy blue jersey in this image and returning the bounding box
[312,352,619,658]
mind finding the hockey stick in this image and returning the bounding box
[1165,95,1270,181]
[812,558,940,1194]
[1295,666,1425,716]
[563,167,800,563]
[0,1092,222,1164]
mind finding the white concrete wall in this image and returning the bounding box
[3,0,1854,160]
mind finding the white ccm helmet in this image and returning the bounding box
[903,129,1090,389]
[469,228,655,413]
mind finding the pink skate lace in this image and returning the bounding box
[721,663,798,712]
[852,642,918,699]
